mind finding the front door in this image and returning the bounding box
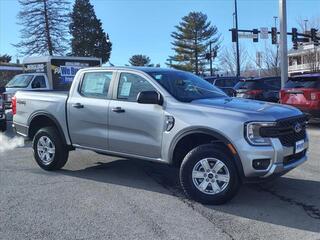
[108,72,164,159]
[68,71,113,150]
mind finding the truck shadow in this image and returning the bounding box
[58,158,320,233]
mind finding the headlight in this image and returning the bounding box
[245,122,276,146]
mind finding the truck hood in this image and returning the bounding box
[191,97,302,120]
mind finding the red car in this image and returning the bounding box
[280,74,320,119]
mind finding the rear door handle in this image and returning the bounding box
[72,103,84,109]
[112,107,125,113]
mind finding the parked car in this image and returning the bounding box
[13,67,308,204]
[280,74,320,119]
[234,76,281,102]
[4,56,101,108]
[0,89,6,132]
[204,76,241,96]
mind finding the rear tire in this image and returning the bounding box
[180,144,240,205]
[33,127,69,171]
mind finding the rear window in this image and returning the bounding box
[285,76,320,89]
[234,80,263,90]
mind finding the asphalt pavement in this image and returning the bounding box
[0,122,319,240]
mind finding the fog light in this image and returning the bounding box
[252,159,271,170]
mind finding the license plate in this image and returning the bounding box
[295,139,305,154]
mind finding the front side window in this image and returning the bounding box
[117,72,156,101]
[80,72,113,99]
[148,71,226,102]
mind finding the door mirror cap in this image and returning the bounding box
[137,91,163,105]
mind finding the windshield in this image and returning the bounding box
[285,76,320,89]
[6,75,34,88]
[148,71,226,102]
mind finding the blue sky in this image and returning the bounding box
[0,0,319,66]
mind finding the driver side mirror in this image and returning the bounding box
[137,91,163,105]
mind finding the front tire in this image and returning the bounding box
[33,127,69,171]
[180,144,240,205]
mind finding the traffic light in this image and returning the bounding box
[293,41,298,50]
[205,53,211,60]
[310,28,318,41]
[253,29,259,42]
[231,28,237,42]
[212,49,217,58]
[292,28,298,42]
[271,27,277,44]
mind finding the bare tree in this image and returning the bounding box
[304,48,320,72]
[262,44,280,76]
[219,43,250,76]
[14,0,70,56]
[296,16,320,33]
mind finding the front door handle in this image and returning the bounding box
[112,107,125,113]
[72,103,84,109]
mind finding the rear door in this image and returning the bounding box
[108,71,165,159]
[67,71,114,150]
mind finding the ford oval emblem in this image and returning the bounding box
[294,123,302,133]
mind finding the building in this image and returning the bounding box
[288,43,320,76]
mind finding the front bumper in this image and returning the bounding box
[234,136,308,181]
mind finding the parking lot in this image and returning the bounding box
[0,121,319,240]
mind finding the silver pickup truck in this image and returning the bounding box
[13,67,309,204]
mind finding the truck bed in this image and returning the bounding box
[13,90,71,144]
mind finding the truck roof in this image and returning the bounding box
[23,56,102,64]
[78,66,183,74]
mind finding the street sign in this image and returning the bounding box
[238,32,254,39]
[260,27,269,39]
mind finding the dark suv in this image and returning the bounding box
[204,76,241,96]
[280,74,320,119]
[234,77,281,102]
[0,92,6,132]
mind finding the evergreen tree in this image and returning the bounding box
[168,12,220,74]
[129,54,151,66]
[70,0,112,63]
[0,54,12,63]
[15,0,70,56]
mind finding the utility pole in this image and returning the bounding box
[279,0,288,88]
[234,0,240,77]
[304,19,308,32]
[209,41,213,76]
[273,16,278,28]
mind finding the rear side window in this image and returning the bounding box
[285,76,320,89]
[32,76,47,88]
[215,79,225,87]
[264,78,281,89]
[80,72,113,98]
[117,72,156,102]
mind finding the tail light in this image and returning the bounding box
[246,90,263,96]
[310,92,319,101]
[12,96,17,115]
[279,90,286,101]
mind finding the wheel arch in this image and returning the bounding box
[169,127,245,179]
[27,111,69,147]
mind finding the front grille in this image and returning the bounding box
[260,115,308,147]
[277,116,307,147]
[283,150,307,165]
